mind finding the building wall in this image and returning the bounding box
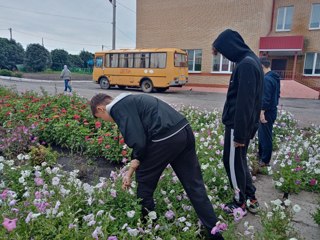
[270,0,320,52]
[136,0,273,85]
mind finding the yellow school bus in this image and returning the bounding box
[92,48,188,93]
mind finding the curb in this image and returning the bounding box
[0,76,92,83]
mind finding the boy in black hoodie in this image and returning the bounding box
[90,93,224,240]
[258,57,281,167]
[212,29,263,214]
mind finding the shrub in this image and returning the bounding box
[0,69,13,76]
[29,145,58,167]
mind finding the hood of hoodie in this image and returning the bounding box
[212,29,253,63]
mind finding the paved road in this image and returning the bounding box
[1,79,319,127]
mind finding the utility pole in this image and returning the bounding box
[42,37,44,47]
[8,28,12,40]
[109,0,116,50]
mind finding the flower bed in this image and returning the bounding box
[0,87,129,162]
[1,86,318,238]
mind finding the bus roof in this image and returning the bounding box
[95,48,186,54]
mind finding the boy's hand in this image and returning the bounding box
[130,159,140,170]
[122,174,132,190]
[234,141,245,148]
[121,159,140,191]
[260,110,267,123]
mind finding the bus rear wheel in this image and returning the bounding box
[100,77,110,89]
[141,79,153,93]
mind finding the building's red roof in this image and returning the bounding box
[259,36,304,51]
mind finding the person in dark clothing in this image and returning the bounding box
[212,29,264,215]
[258,57,281,167]
[90,93,224,240]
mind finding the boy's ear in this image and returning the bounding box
[96,105,106,113]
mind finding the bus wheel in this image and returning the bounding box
[100,77,110,89]
[141,79,153,93]
[156,87,168,93]
[118,85,126,90]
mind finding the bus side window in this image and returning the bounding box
[110,54,119,68]
[95,57,103,68]
[105,54,110,67]
[140,53,150,68]
[128,53,134,68]
[134,53,141,68]
[150,53,166,68]
[119,53,129,68]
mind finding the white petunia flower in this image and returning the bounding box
[127,210,135,218]
[148,211,157,220]
[52,177,60,186]
[284,199,291,206]
[293,204,301,213]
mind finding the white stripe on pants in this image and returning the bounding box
[229,129,240,202]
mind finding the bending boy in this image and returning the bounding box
[90,93,223,240]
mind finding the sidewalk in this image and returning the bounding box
[1,76,319,99]
[175,80,319,99]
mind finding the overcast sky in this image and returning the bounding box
[0,0,136,54]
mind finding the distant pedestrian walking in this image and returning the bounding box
[60,65,72,93]
[258,57,281,167]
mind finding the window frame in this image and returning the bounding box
[309,3,320,30]
[276,6,294,32]
[303,52,320,76]
[211,53,233,73]
[186,49,202,73]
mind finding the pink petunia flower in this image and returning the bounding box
[108,236,118,240]
[233,207,246,221]
[165,210,175,220]
[2,218,18,232]
[310,178,318,186]
[34,177,44,186]
[211,221,228,235]
[0,189,9,200]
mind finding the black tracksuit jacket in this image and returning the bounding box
[107,93,188,161]
[213,29,264,144]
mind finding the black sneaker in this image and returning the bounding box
[222,201,247,216]
[259,162,270,167]
[246,199,260,214]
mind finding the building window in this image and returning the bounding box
[276,6,294,31]
[212,53,234,73]
[186,49,202,72]
[304,52,320,75]
[310,4,320,29]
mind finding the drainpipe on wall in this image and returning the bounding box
[260,0,275,57]
[267,0,276,36]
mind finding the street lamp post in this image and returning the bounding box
[109,0,116,50]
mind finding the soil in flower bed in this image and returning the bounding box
[53,146,123,183]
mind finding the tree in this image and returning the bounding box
[0,38,24,70]
[24,44,51,72]
[68,54,84,68]
[79,50,94,68]
[51,49,69,71]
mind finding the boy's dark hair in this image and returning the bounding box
[90,93,113,117]
[260,56,271,68]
